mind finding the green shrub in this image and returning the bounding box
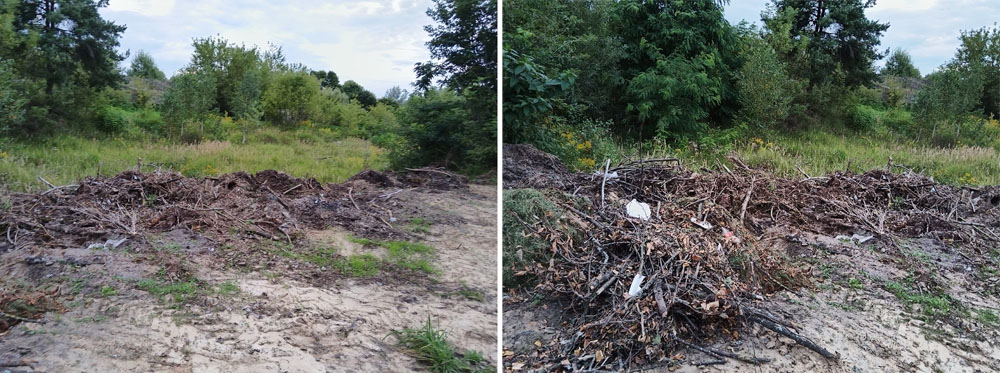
[134,108,165,134]
[0,59,29,134]
[882,108,914,132]
[97,105,132,133]
[850,104,880,130]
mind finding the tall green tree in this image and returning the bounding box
[383,86,409,104]
[617,0,740,138]
[310,70,339,89]
[340,80,377,109]
[764,0,889,88]
[414,0,497,110]
[9,0,126,93]
[882,48,920,78]
[953,26,1000,117]
[396,0,497,174]
[262,71,320,127]
[160,72,216,135]
[503,0,625,119]
[185,36,285,116]
[735,23,800,129]
[128,50,166,80]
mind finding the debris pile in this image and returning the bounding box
[0,167,466,328]
[504,144,1000,370]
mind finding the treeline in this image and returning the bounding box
[0,0,496,175]
[503,0,1000,168]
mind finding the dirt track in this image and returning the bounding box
[0,169,497,372]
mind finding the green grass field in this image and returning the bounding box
[0,129,386,192]
[643,129,1000,186]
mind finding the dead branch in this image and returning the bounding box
[748,313,837,359]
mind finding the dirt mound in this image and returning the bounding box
[504,149,1000,371]
[503,143,571,189]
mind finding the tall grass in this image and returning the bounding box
[638,129,1000,186]
[0,129,387,192]
[735,130,1000,185]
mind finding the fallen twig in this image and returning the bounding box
[673,336,770,365]
[748,313,837,359]
[36,175,56,189]
[0,310,46,324]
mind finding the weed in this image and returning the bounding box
[145,193,158,207]
[332,254,381,277]
[409,217,431,234]
[352,237,438,275]
[885,280,952,318]
[392,317,493,373]
[847,277,864,289]
[974,309,999,325]
[138,279,200,305]
[216,281,240,297]
[100,285,118,297]
[449,285,485,302]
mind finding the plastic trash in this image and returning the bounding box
[627,273,645,298]
[626,199,651,221]
[593,170,619,179]
[834,234,875,244]
[87,237,127,250]
[690,217,713,230]
[722,227,742,244]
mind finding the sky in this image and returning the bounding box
[99,0,435,97]
[723,0,1000,75]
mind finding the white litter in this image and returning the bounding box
[626,199,651,221]
[834,234,875,244]
[627,273,645,298]
[87,237,127,250]
[690,217,713,230]
[593,170,619,179]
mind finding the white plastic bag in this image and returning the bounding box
[626,199,651,221]
[627,273,645,298]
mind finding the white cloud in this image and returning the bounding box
[871,0,939,12]
[101,0,435,94]
[106,0,176,17]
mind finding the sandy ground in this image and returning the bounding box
[0,184,497,372]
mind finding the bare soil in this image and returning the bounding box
[0,169,496,372]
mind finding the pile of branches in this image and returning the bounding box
[0,167,466,253]
[507,145,1000,370]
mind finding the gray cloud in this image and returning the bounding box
[724,0,1000,75]
[101,0,434,96]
